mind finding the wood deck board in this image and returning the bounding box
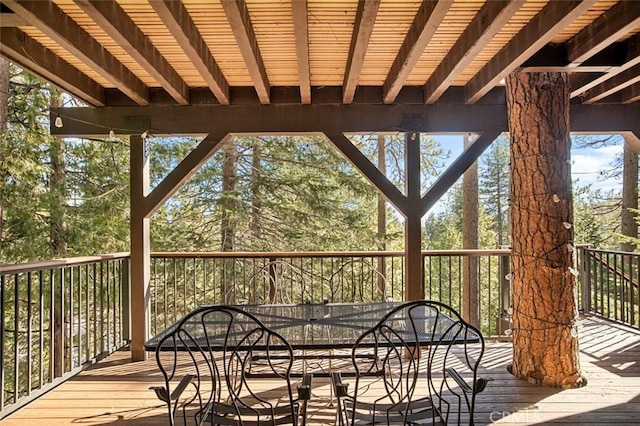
[3,315,639,425]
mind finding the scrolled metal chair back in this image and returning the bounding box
[151,305,304,425]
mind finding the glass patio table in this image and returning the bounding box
[143,301,480,353]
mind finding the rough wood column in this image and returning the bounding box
[405,132,423,300]
[506,71,584,388]
[130,135,150,361]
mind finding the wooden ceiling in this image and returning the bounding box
[0,0,639,109]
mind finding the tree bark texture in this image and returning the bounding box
[462,133,479,326]
[0,58,9,254]
[376,134,387,298]
[506,71,584,389]
[49,90,68,258]
[621,136,638,252]
[220,141,238,303]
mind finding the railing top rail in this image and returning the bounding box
[0,252,130,274]
[150,249,512,259]
[583,247,638,256]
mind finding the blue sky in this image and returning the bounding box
[425,133,625,214]
[433,133,624,191]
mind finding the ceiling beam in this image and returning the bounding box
[383,0,453,104]
[150,0,229,105]
[291,0,310,104]
[622,81,640,104]
[572,33,640,98]
[75,0,189,106]
[420,130,501,215]
[582,62,640,103]
[144,132,230,217]
[220,0,270,104]
[50,101,640,138]
[0,27,105,106]
[343,0,381,104]
[464,0,598,104]
[323,131,408,213]
[0,11,28,27]
[2,0,149,106]
[424,1,522,104]
[567,1,640,65]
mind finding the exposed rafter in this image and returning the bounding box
[464,0,598,104]
[582,62,640,103]
[0,27,105,106]
[567,1,640,65]
[150,0,229,105]
[75,0,189,105]
[383,0,453,104]
[2,0,148,105]
[572,33,640,98]
[343,0,380,104]
[291,0,310,104]
[623,81,640,104]
[424,0,522,104]
[0,11,27,26]
[220,0,270,104]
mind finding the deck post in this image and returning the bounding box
[405,132,423,301]
[130,135,150,361]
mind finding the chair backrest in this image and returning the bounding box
[342,300,485,425]
[153,305,301,426]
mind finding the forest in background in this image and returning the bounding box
[1,63,637,265]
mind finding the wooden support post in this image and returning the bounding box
[405,132,423,301]
[130,135,150,361]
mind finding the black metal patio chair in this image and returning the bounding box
[331,300,489,425]
[150,305,312,426]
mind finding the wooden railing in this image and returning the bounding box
[4,246,637,417]
[580,247,640,328]
[148,250,512,337]
[0,254,129,417]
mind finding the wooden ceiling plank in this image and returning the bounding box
[383,0,453,104]
[150,0,229,105]
[2,0,148,105]
[567,1,640,66]
[572,33,640,98]
[622,81,640,104]
[76,0,189,105]
[0,27,105,106]
[464,0,599,104]
[291,0,311,104]
[424,1,522,104]
[343,0,381,104]
[220,0,270,104]
[323,130,408,214]
[582,62,640,103]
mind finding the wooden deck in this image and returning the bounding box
[3,315,640,425]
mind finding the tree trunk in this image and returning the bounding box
[250,139,263,241]
[376,134,387,299]
[462,133,479,326]
[621,136,638,252]
[49,90,67,258]
[0,58,9,255]
[220,141,238,303]
[506,71,584,389]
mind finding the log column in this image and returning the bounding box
[405,132,423,301]
[506,71,584,388]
